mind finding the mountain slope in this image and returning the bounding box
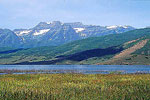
[113,39,149,59]
[97,37,150,65]
[0,29,22,48]
[0,28,149,65]
[50,28,150,56]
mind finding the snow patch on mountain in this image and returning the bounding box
[122,26,129,29]
[106,25,129,29]
[33,29,50,36]
[46,22,52,24]
[17,30,31,36]
[106,25,119,29]
[74,28,85,33]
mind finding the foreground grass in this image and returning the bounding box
[0,74,150,100]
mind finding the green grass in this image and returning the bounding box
[0,74,150,100]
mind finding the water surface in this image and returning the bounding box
[0,65,150,74]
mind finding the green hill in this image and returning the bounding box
[0,28,150,65]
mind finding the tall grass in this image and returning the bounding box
[0,74,150,100]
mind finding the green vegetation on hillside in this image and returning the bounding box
[0,47,18,52]
[134,39,150,55]
[0,28,150,64]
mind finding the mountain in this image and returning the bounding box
[14,21,80,47]
[73,25,134,38]
[0,28,150,65]
[0,21,135,48]
[0,29,22,48]
[12,21,135,47]
[63,22,135,38]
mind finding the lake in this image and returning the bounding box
[0,65,150,74]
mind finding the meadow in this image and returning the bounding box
[0,74,150,100]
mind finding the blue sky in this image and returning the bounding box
[0,0,149,29]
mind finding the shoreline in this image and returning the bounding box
[0,69,149,75]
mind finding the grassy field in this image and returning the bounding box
[0,74,150,100]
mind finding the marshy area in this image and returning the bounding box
[0,69,150,75]
[0,73,150,100]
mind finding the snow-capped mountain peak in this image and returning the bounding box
[12,21,135,47]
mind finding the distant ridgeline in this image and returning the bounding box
[0,22,150,65]
[0,21,135,48]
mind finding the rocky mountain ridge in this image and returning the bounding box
[0,21,135,48]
